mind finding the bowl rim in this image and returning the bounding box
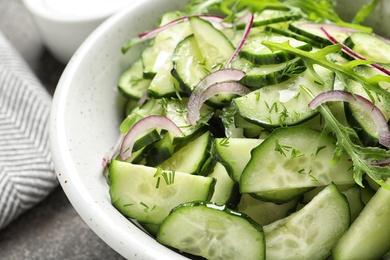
[23,0,129,23]
[49,1,190,259]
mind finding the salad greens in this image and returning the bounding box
[106,0,390,259]
[187,0,377,31]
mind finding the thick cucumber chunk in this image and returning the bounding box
[157,201,265,260]
[332,179,390,260]
[240,126,354,197]
[172,34,206,93]
[163,98,214,145]
[148,65,183,98]
[172,17,237,107]
[264,184,350,260]
[208,162,239,207]
[160,131,214,175]
[237,194,298,226]
[189,16,235,70]
[215,137,263,182]
[141,12,191,78]
[109,160,215,224]
[118,58,151,100]
[234,65,334,127]
[119,98,163,133]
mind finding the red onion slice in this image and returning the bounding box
[226,12,254,68]
[192,68,246,95]
[321,27,390,76]
[120,115,182,160]
[370,158,390,167]
[102,133,124,167]
[309,90,390,148]
[297,22,361,34]
[187,81,250,125]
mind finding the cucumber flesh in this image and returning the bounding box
[264,183,350,260]
[237,194,298,226]
[215,137,263,182]
[344,65,390,146]
[208,162,239,207]
[344,32,390,63]
[142,12,191,78]
[240,126,355,196]
[234,65,334,127]
[118,58,151,100]
[160,131,213,175]
[109,160,215,224]
[240,32,312,65]
[332,179,390,260]
[157,201,265,260]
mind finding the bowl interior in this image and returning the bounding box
[50,0,390,259]
[50,0,191,259]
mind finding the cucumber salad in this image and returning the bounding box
[103,0,390,259]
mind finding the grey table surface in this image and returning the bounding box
[0,1,125,259]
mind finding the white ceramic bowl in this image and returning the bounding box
[23,0,132,64]
[50,0,390,259]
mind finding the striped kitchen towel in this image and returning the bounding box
[0,32,58,230]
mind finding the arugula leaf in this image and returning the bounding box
[186,0,223,15]
[284,0,342,22]
[283,0,372,32]
[352,0,379,24]
[262,41,390,111]
[300,86,390,188]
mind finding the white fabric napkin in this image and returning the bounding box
[0,32,58,230]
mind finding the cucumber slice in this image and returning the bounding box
[157,201,265,260]
[146,132,176,166]
[231,56,306,88]
[189,16,235,70]
[240,126,355,198]
[240,31,312,65]
[237,194,298,226]
[215,137,263,182]
[172,17,236,107]
[142,12,191,78]
[208,162,239,207]
[172,34,206,93]
[119,98,163,133]
[344,32,390,63]
[341,185,365,223]
[147,66,183,98]
[332,179,390,260]
[264,183,350,260]
[234,9,300,30]
[109,160,215,224]
[250,9,301,28]
[344,65,390,146]
[251,188,311,204]
[234,65,334,127]
[163,97,214,145]
[160,131,213,175]
[265,25,320,48]
[288,21,333,46]
[118,58,151,100]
